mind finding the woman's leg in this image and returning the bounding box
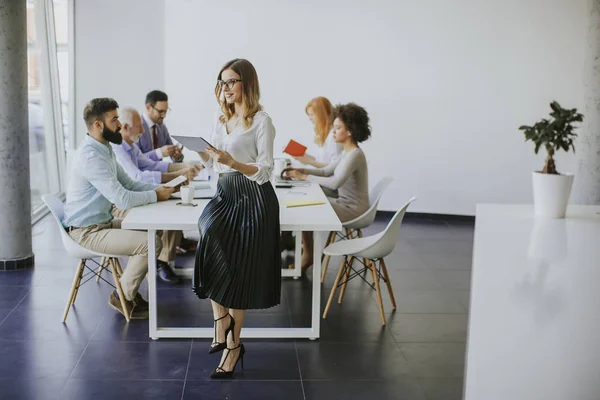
[211,300,229,345]
[217,308,245,371]
[301,231,314,272]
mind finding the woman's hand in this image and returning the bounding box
[207,147,236,168]
[282,167,307,181]
[197,151,210,162]
[293,154,315,166]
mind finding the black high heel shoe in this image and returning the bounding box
[208,314,235,354]
[210,343,245,379]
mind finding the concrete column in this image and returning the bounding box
[0,0,34,270]
[574,0,600,205]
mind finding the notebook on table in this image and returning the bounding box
[281,199,326,208]
[283,140,307,157]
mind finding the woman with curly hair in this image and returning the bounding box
[284,102,371,272]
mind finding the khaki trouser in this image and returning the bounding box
[68,209,182,301]
[111,207,182,262]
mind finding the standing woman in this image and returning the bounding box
[294,96,343,169]
[195,59,280,379]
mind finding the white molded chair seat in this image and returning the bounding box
[322,196,416,325]
[321,177,393,282]
[43,195,122,260]
[42,194,131,322]
[342,176,393,230]
[323,233,382,259]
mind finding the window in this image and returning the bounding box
[27,1,52,211]
[53,0,69,148]
[26,0,70,221]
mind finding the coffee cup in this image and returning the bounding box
[274,159,287,179]
[180,185,195,204]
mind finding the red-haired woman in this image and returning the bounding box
[294,96,342,168]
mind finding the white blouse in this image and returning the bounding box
[314,129,343,165]
[201,111,275,185]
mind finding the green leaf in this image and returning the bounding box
[519,101,584,156]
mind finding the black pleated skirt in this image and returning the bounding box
[192,171,281,309]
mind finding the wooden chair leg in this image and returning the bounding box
[380,258,396,310]
[63,259,84,322]
[320,231,336,283]
[345,228,353,239]
[71,259,85,306]
[371,259,386,325]
[109,258,131,322]
[96,256,106,282]
[323,256,347,319]
[114,258,124,276]
[321,231,336,260]
[338,256,354,303]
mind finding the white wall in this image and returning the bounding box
[74,0,165,147]
[72,0,587,215]
[162,0,588,215]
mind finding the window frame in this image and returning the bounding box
[30,0,73,223]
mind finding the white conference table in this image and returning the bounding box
[122,180,342,340]
[464,204,600,400]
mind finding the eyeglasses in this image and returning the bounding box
[217,79,242,90]
[151,105,170,115]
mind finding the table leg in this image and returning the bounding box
[148,230,158,340]
[310,231,323,340]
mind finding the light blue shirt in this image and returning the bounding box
[63,135,158,228]
[111,141,169,184]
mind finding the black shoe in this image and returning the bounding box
[209,314,235,354]
[210,343,245,379]
[157,260,182,284]
[133,292,149,311]
[108,291,148,320]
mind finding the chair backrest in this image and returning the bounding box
[343,177,393,230]
[42,194,97,259]
[357,196,416,259]
[43,194,65,222]
[369,176,393,205]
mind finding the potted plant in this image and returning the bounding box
[519,101,583,218]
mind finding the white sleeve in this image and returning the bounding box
[246,116,275,185]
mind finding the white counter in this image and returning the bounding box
[464,204,600,400]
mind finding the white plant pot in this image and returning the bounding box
[531,171,574,219]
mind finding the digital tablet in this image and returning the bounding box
[164,175,187,188]
[171,135,214,152]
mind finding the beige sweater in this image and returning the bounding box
[305,148,369,220]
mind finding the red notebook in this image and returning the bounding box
[283,140,307,157]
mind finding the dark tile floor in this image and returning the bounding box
[0,214,473,400]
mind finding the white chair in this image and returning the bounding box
[322,196,416,325]
[42,195,131,322]
[321,177,393,282]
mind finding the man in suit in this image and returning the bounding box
[138,90,184,163]
[138,91,199,255]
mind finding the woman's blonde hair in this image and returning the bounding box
[305,96,333,146]
[215,59,262,129]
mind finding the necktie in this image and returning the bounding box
[152,125,159,149]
